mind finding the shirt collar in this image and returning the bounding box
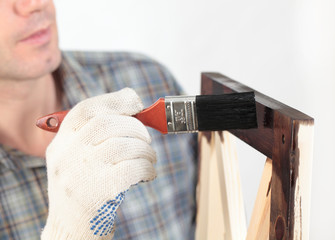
[56,51,108,109]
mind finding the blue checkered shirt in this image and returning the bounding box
[0,51,197,239]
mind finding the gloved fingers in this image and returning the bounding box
[59,88,144,133]
[78,114,152,145]
[83,88,144,116]
[93,137,157,165]
[73,159,155,206]
[109,158,157,192]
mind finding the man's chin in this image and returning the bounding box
[21,48,62,80]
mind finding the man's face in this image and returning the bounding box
[0,0,61,81]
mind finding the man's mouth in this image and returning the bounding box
[20,26,52,45]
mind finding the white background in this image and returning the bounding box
[54,0,335,238]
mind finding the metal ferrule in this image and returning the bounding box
[165,96,198,134]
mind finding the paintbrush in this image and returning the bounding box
[36,92,257,134]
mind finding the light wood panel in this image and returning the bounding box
[196,131,247,240]
[246,158,272,240]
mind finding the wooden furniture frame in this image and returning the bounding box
[195,73,314,240]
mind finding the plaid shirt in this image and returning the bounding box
[0,51,197,240]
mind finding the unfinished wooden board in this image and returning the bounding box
[195,131,246,240]
[214,131,246,240]
[196,132,220,240]
[246,158,272,240]
[291,123,314,239]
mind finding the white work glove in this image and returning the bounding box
[41,88,157,240]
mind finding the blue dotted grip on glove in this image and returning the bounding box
[89,190,127,237]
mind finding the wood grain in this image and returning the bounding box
[247,158,272,240]
[195,131,247,240]
[199,72,314,240]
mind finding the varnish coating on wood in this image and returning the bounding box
[197,72,314,240]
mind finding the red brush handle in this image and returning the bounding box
[133,98,167,134]
[36,98,168,134]
[36,110,69,133]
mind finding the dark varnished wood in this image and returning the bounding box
[201,72,314,240]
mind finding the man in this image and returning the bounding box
[0,0,197,239]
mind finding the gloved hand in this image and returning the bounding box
[41,88,157,240]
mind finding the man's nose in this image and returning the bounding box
[14,0,49,17]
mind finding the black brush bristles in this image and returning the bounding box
[196,92,257,131]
